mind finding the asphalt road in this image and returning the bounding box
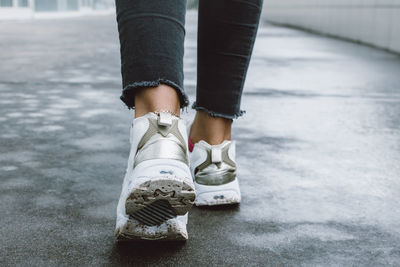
[1,11,400,266]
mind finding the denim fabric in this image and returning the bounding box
[116,0,263,119]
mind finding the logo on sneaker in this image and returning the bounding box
[213,195,225,200]
[160,170,174,175]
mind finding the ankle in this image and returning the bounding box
[189,111,232,145]
[134,84,181,118]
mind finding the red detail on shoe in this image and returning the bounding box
[188,138,194,152]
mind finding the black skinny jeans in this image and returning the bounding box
[116,0,263,119]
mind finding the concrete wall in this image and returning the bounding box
[262,0,400,54]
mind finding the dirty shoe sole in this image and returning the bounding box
[194,179,241,206]
[115,216,189,241]
[125,177,195,225]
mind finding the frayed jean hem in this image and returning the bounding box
[191,101,245,119]
[120,79,189,109]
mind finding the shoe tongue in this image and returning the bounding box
[211,147,222,163]
[157,112,173,126]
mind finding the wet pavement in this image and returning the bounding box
[1,11,400,266]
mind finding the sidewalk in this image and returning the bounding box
[1,11,400,266]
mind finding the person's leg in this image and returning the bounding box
[189,0,263,206]
[116,0,189,117]
[190,0,263,144]
[190,112,232,145]
[115,0,195,241]
[134,85,181,117]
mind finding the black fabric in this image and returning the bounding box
[116,0,263,118]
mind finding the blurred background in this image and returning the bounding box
[0,0,115,19]
[1,0,399,53]
[262,0,400,54]
[1,0,400,266]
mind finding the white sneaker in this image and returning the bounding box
[189,140,241,206]
[115,112,195,241]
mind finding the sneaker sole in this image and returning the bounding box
[125,177,195,225]
[195,190,241,206]
[115,218,188,241]
[116,231,187,241]
[194,179,241,206]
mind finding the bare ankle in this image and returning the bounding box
[134,84,181,118]
[190,111,232,145]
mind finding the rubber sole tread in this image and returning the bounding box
[129,199,177,226]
